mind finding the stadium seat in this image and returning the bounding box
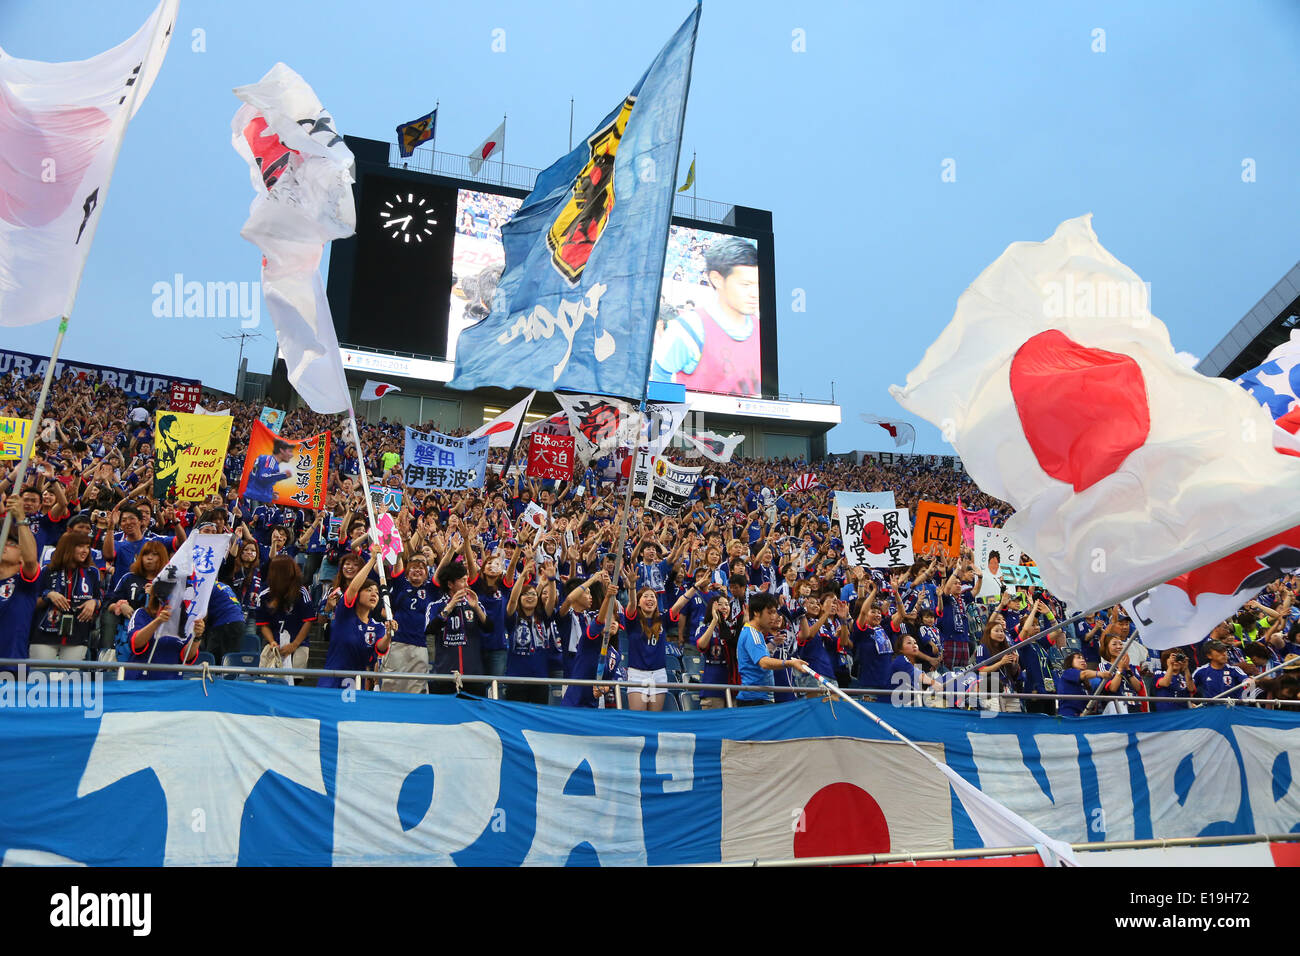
[221,651,260,676]
[548,686,564,706]
[683,655,703,680]
[194,651,216,667]
[660,691,681,712]
[234,673,290,685]
[678,691,700,711]
[238,629,261,654]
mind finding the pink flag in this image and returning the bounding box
[957,498,992,549]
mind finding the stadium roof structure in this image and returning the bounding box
[1197,262,1300,379]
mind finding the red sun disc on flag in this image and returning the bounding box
[862,521,890,554]
[793,782,890,858]
[485,421,515,436]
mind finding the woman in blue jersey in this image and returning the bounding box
[504,560,558,704]
[561,577,617,708]
[1149,648,1194,712]
[124,581,206,680]
[696,593,740,709]
[625,584,670,712]
[318,545,394,690]
[32,532,101,661]
[253,555,316,684]
[975,614,1021,712]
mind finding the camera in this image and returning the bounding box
[152,565,179,605]
[1171,652,1186,663]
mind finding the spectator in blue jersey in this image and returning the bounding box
[1014,598,1058,714]
[1055,650,1107,717]
[0,495,42,664]
[736,592,802,705]
[1192,640,1252,701]
[888,633,936,706]
[795,590,845,689]
[622,583,671,712]
[670,566,719,651]
[203,580,248,663]
[696,593,740,709]
[318,545,393,690]
[123,577,206,680]
[466,535,509,678]
[254,556,316,683]
[561,577,618,707]
[847,584,894,697]
[936,569,972,669]
[428,561,488,694]
[20,478,69,556]
[975,613,1021,712]
[31,532,100,661]
[1149,648,1194,711]
[106,539,169,660]
[381,552,437,692]
[504,560,558,704]
[556,571,609,679]
[244,439,295,503]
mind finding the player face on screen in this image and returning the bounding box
[709,261,759,321]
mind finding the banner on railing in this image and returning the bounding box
[0,682,1295,866]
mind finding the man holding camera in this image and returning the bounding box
[1150,648,1194,711]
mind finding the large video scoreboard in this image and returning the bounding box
[326,136,779,398]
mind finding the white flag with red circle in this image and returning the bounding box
[840,506,914,569]
[891,215,1300,613]
[469,390,536,449]
[360,379,400,401]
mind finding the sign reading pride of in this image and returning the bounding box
[0,684,1294,866]
[402,427,488,490]
[840,506,914,569]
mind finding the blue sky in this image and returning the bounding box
[4,0,1298,453]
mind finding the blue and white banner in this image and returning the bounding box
[0,683,1296,866]
[831,490,896,519]
[449,7,699,397]
[0,347,196,397]
[402,426,487,490]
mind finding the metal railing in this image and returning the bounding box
[701,832,1300,868]
[386,144,737,224]
[2,659,1293,711]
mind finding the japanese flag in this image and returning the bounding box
[0,0,179,326]
[891,215,1300,613]
[467,119,505,175]
[720,737,954,860]
[469,390,536,448]
[360,380,400,401]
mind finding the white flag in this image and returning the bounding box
[232,63,354,414]
[891,215,1300,612]
[359,380,400,401]
[682,430,743,463]
[860,414,915,449]
[155,533,230,643]
[467,119,505,175]
[555,393,637,462]
[639,401,691,456]
[469,390,536,448]
[0,0,179,326]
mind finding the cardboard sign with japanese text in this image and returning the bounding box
[0,417,32,459]
[154,410,233,502]
[237,420,331,510]
[526,433,575,481]
[169,382,201,413]
[645,459,702,517]
[973,525,1022,599]
[402,426,488,490]
[369,487,404,514]
[839,506,914,569]
[830,490,895,520]
[915,500,961,559]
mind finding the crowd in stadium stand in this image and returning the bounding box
[1,368,1298,712]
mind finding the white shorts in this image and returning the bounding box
[627,667,667,698]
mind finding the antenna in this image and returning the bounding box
[220,330,264,396]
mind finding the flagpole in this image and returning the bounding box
[692,151,697,219]
[599,5,702,677]
[500,112,506,186]
[568,98,574,151]
[0,4,170,551]
[344,407,393,620]
[432,99,439,154]
[498,391,535,488]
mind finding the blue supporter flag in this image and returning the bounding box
[449,6,700,398]
[396,107,437,157]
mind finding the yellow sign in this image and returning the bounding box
[0,417,32,459]
[153,411,233,501]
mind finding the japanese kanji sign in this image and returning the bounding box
[402,426,488,490]
[645,459,702,517]
[236,420,330,510]
[915,500,961,559]
[526,433,575,481]
[839,506,914,569]
[169,381,201,413]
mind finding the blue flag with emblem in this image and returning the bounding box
[449,6,700,398]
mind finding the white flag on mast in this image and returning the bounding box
[232,63,355,414]
[0,0,179,326]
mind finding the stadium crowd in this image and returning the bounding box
[1,367,1298,713]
